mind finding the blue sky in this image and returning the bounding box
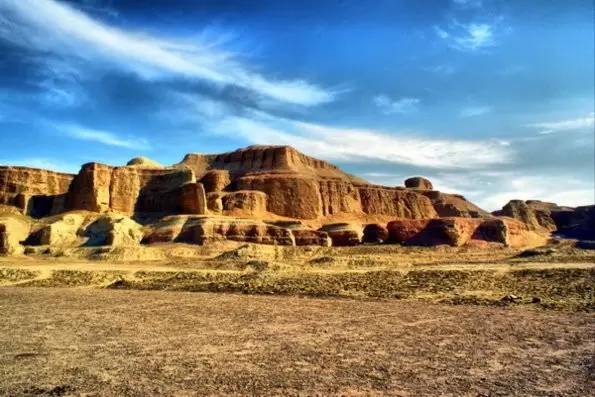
[0,0,593,210]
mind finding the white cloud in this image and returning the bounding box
[459,106,492,117]
[374,95,420,114]
[60,124,151,150]
[426,171,594,211]
[0,0,335,106]
[527,113,595,135]
[209,109,511,169]
[435,21,497,51]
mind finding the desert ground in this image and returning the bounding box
[0,288,593,397]
[0,242,593,396]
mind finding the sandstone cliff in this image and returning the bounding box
[0,166,73,217]
[7,145,569,252]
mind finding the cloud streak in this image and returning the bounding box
[0,0,335,106]
[60,124,151,150]
[205,108,511,169]
[527,113,595,135]
[374,95,420,114]
[435,21,498,51]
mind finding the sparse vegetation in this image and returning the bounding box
[1,242,593,310]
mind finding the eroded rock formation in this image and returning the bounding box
[1,144,586,252]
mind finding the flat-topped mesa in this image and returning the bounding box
[177,145,362,181]
[173,146,446,220]
[0,166,74,217]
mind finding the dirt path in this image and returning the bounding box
[0,287,593,396]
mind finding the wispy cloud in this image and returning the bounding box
[0,0,335,106]
[435,21,498,51]
[459,106,492,117]
[59,124,151,150]
[527,113,595,135]
[207,108,511,169]
[373,95,420,114]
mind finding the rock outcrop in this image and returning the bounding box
[405,176,433,190]
[67,163,206,216]
[492,200,595,239]
[493,200,556,231]
[126,157,164,168]
[0,214,30,255]
[387,217,547,248]
[38,213,87,247]
[221,190,267,217]
[84,214,144,246]
[551,205,595,240]
[0,166,73,217]
[318,223,362,246]
[145,216,295,246]
[362,224,389,243]
[2,144,577,253]
[422,191,489,218]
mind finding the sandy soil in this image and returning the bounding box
[0,287,593,397]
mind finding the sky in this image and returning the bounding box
[0,0,593,211]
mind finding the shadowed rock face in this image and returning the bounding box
[0,166,73,217]
[66,163,206,216]
[387,217,546,248]
[405,176,433,190]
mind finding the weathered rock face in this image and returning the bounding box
[358,187,437,219]
[405,176,433,190]
[234,174,322,219]
[0,145,502,252]
[145,216,295,246]
[387,219,431,243]
[221,191,267,217]
[179,183,207,215]
[178,146,446,220]
[319,223,362,246]
[206,192,224,214]
[422,191,488,218]
[493,200,556,231]
[553,205,595,240]
[0,166,73,217]
[0,215,30,255]
[84,215,143,246]
[67,163,206,216]
[387,217,547,248]
[2,146,488,224]
[38,213,86,247]
[200,170,231,193]
[291,228,331,246]
[362,224,389,243]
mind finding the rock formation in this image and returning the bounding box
[0,166,73,217]
[1,144,588,253]
[404,176,433,190]
[493,200,595,239]
[387,217,547,248]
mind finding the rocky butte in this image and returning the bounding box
[0,145,593,254]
